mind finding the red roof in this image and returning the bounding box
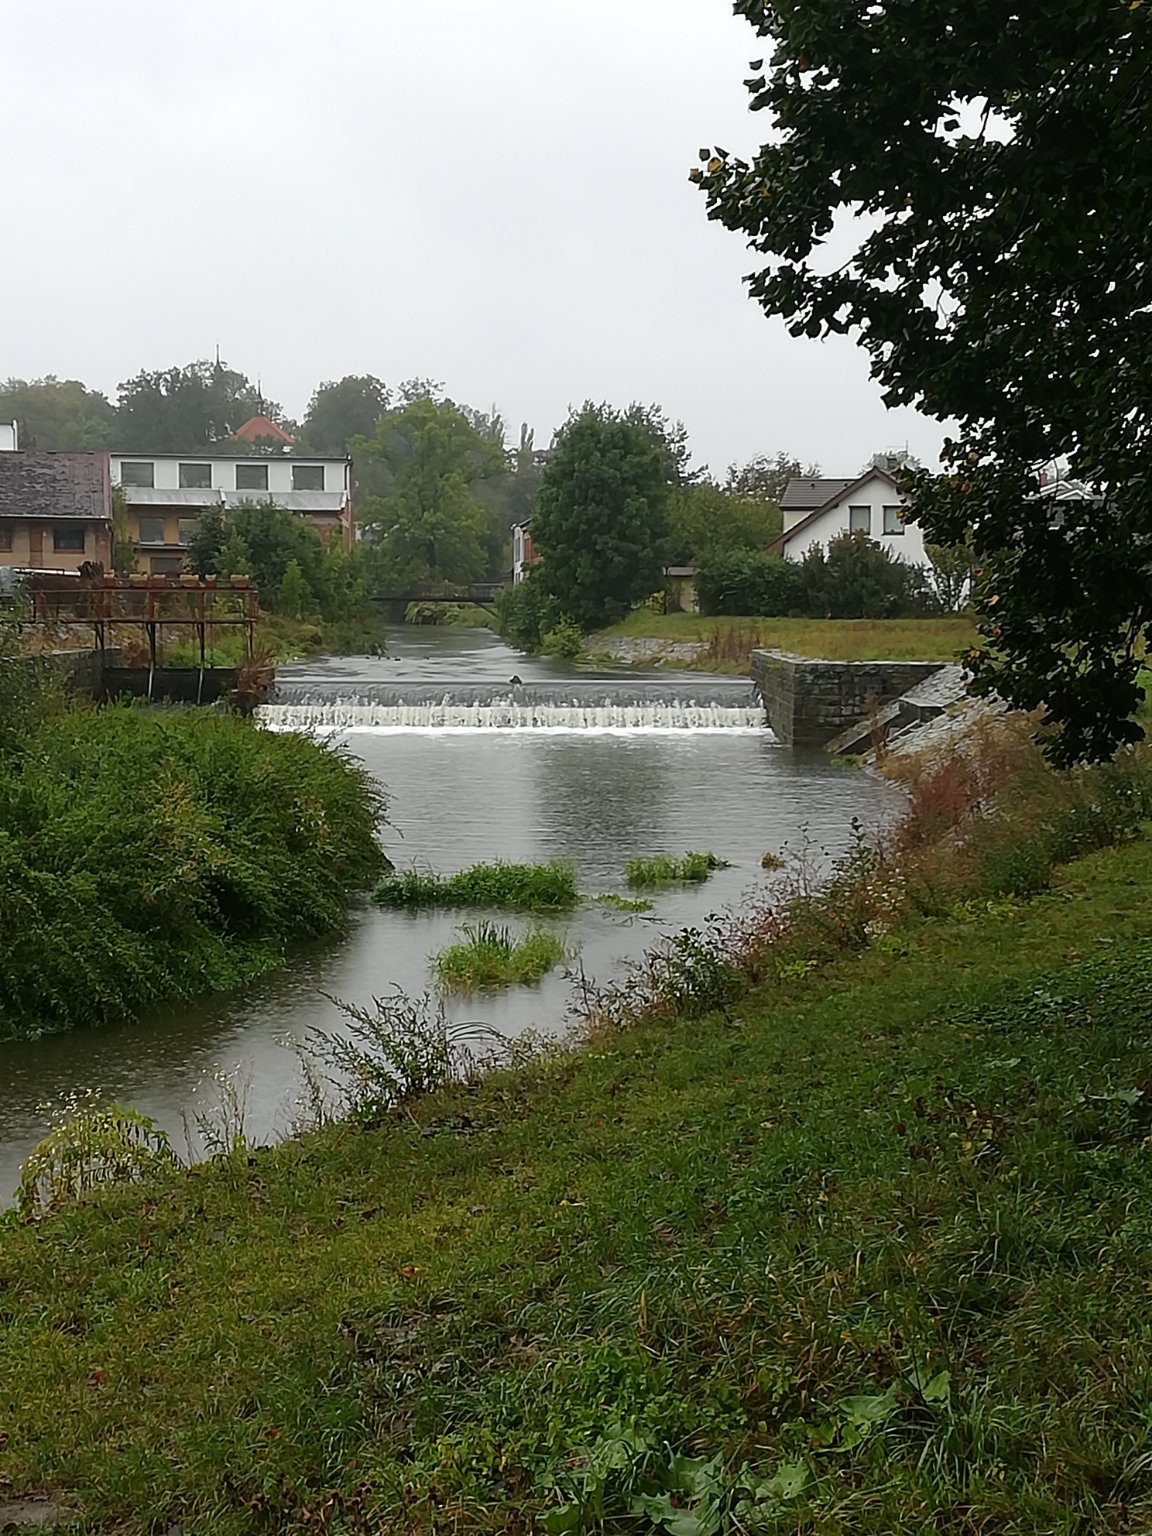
[232,414,294,444]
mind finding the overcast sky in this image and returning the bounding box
[0,1,942,474]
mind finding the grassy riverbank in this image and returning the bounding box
[594,614,976,669]
[0,704,388,1040]
[6,730,1152,1530]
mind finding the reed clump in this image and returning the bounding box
[433,922,569,991]
[624,851,730,889]
[375,859,579,912]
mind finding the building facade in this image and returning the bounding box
[110,453,353,575]
[0,451,112,573]
[512,520,538,584]
[774,468,928,565]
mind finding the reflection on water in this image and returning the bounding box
[0,628,900,1202]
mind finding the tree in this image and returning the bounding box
[184,506,227,579]
[668,481,781,565]
[799,534,930,620]
[725,453,819,505]
[216,529,251,580]
[532,404,670,631]
[694,2,1152,762]
[0,377,116,451]
[355,398,504,589]
[115,360,285,453]
[276,559,310,620]
[625,403,704,487]
[299,376,392,456]
[110,487,136,577]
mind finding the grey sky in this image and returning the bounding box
[1,1,940,474]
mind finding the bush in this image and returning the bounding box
[798,532,934,619]
[0,706,389,1039]
[540,619,585,659]
[433,922,569,991]
[496,574,565,654]
[696,549,803,617]
[375,859,579,912]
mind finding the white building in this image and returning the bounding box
[110,451,353,575]
[0,422,17,452]
[774,467,928,566]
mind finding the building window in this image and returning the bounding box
[848,505,871,535]
[0,525,11,551]
[120,461,154,488]
[177,519,199,546]
[883,505,906,535]
[179,462,213,490]
[292,464,325,492]
[53,526,85,553]
[235,462,269,492]
[137,516,166,545]
[150,555,184,576]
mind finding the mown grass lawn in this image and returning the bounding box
[3,833,1152,1532]
[596,612,976,665]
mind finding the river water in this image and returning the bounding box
[0,627,899,1202]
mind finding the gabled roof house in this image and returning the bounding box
[773,467,928,565]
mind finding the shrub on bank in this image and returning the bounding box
[696,549,802,617]
[0,705,388,1039]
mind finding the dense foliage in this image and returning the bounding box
[798,532,932,619]
[695,0,1152,761]
[696,548,801,617]
[0,705,387,1039]
[532,404,670,631]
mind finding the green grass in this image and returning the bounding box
[375,859,579,912]
[596,612,976,666]
[7,831,1152,1529]
[0,704,387,1040]
[592,892,655,913]
[432,922,569,991]
[625,850,730,889]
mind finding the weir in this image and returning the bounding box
[258,680,768,732]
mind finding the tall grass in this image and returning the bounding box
[0,703,388,1039]
[375,859,578,912]
[432,921,568,991]
[625,851,730,889]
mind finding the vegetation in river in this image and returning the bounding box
[432,922,569,992]
[592,892,655,913]
[0,702,388,1040]
[624,851,730,889]
[10,723,1152,1529]
[374,859,579,913]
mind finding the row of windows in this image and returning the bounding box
[849,504,906,536]
[0,526,86,552]
[137,517,198,546]
[119,461,327,492]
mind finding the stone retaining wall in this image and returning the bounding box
[751,649,946,747]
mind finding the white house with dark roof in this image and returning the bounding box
[773,466,927,566]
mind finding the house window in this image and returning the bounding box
[235,462,269,492]
[883,505,906,535]
[292,464,325,491]
[53,526,85,552]
[848,505,871,535]
[120,461,154,488]
[137,516,166,545]
[179,462,213,490]
[150,555,184,576]
[177,519,199,546]
[0,525,12,551]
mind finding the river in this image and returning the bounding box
[0,626,899,1202]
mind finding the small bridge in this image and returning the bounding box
[374,584,508,614]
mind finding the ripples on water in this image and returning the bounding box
[0,628,899,1201]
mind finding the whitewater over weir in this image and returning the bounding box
[259,679,767,733]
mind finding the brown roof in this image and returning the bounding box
[772,468,900,554]
[231,414,294,444]
[779,477,856,513]
[0,451,111,521]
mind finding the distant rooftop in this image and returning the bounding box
[231,414,295,445]
[0,451,109,521]
[779,478,856,513]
